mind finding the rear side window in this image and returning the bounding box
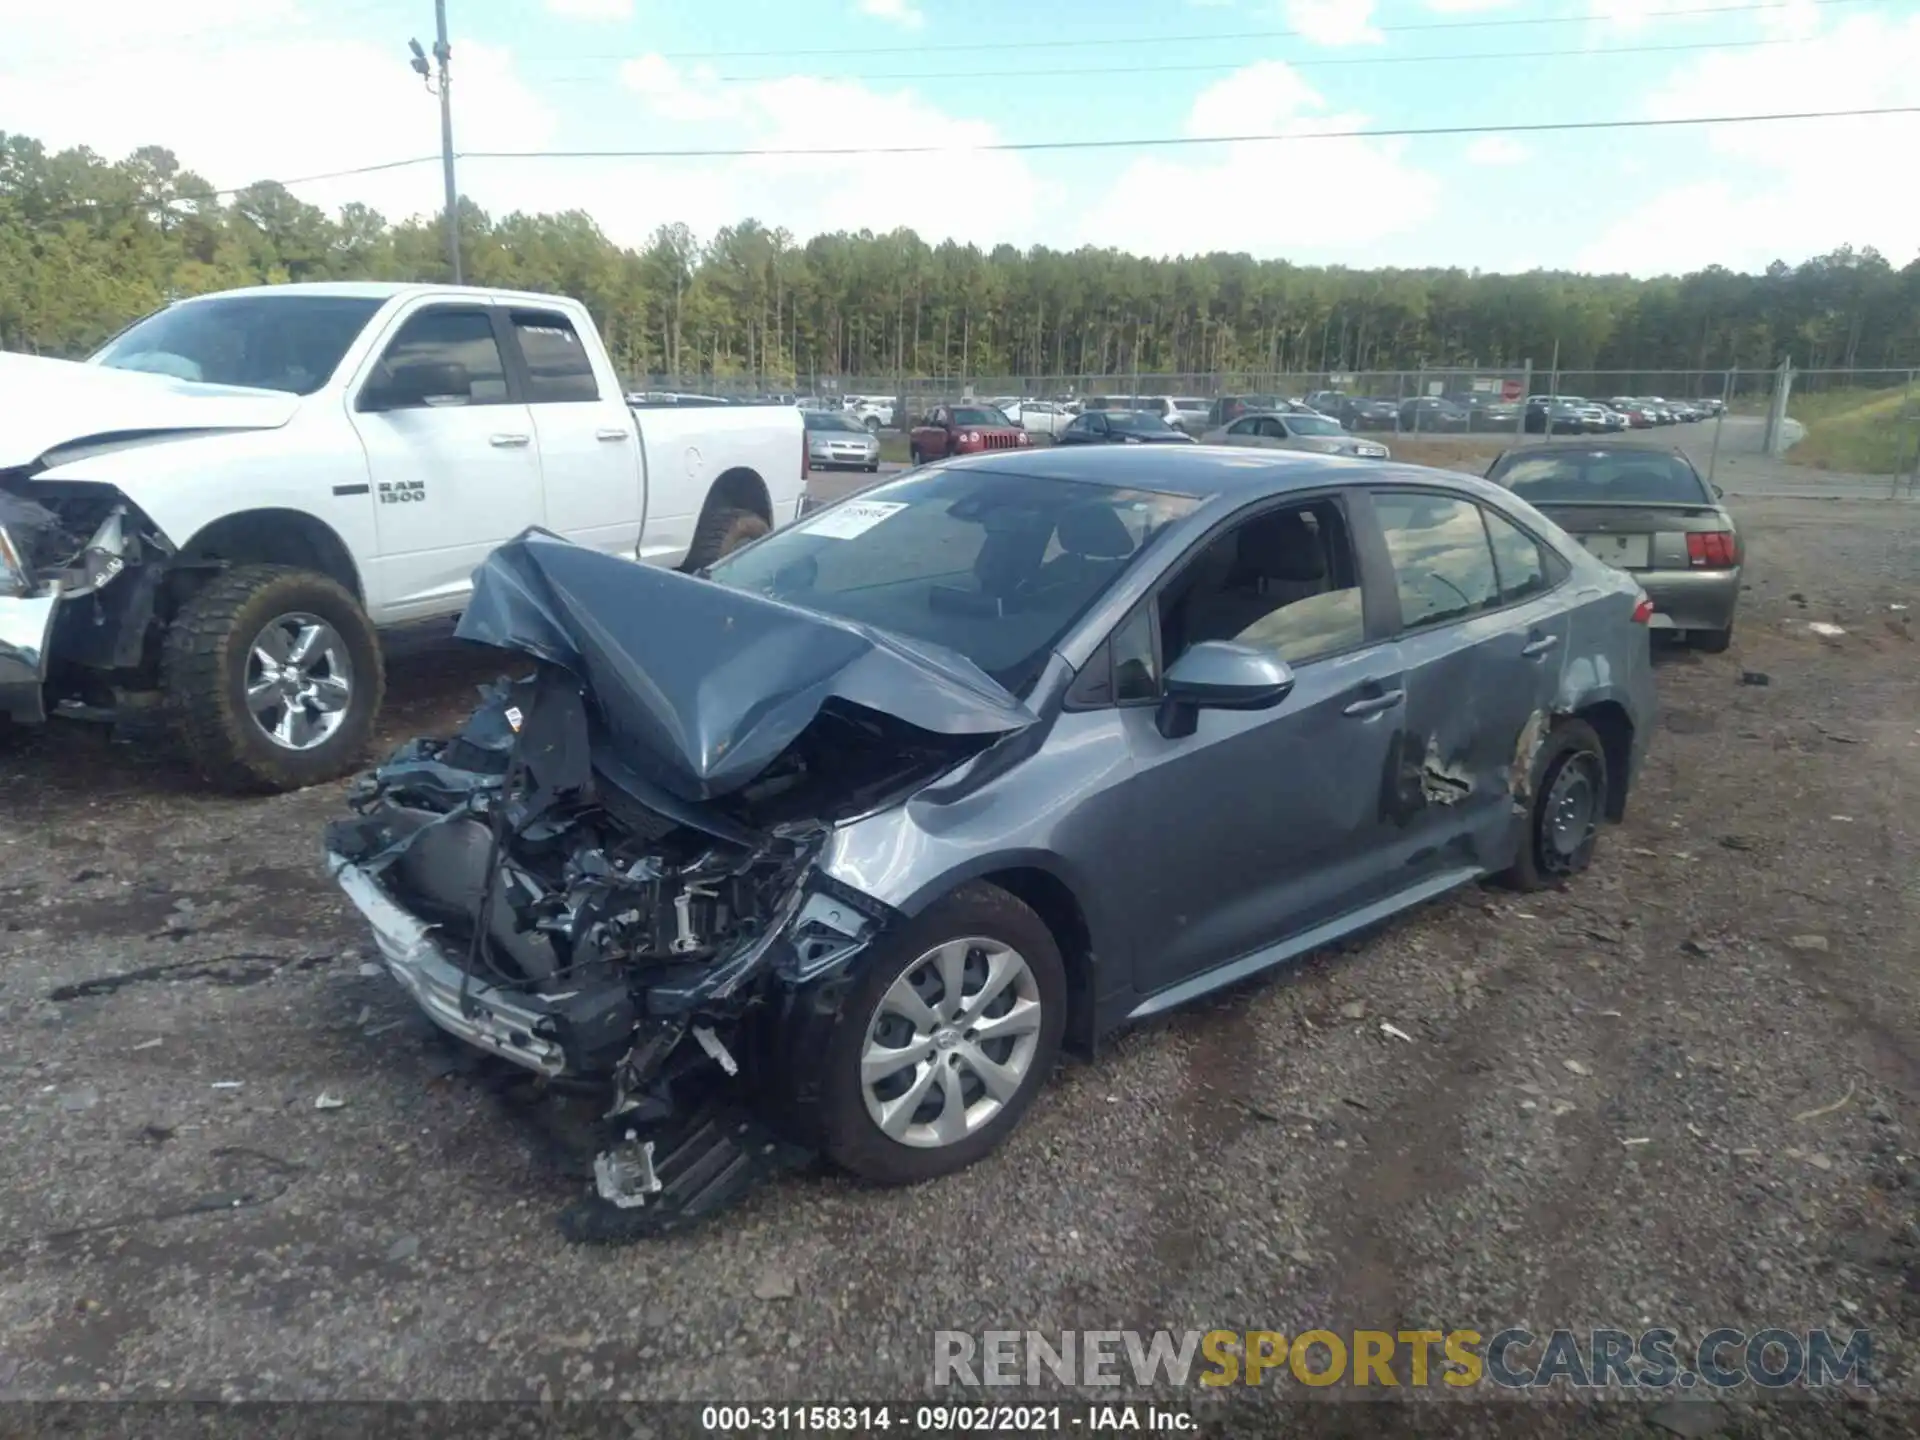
[1482,506,1549,603]
[1494,451,1709,505]
[512,311,599,403]
[1371,491,1501,630]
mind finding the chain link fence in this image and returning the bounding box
[627,364,1920,492]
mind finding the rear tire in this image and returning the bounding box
[816,882,1066,1186]
[682,502,770,571]
[1690,623,1733,654]
[909,444,923,465]
[1497,718,1609,892]
[162,564,384,794]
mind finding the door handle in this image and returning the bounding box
[489,433,531,448]
[1342,689,1405,718]
[595,427,630,442]
[1521,634,1559,658]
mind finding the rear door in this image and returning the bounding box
[349,302,543,616]
[505,307,643,559]
[1364,486,1571,878]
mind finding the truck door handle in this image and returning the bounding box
[489,433,531,448]
[1521,634,1559,658]
[1342,689,1405,718]
[595,428,630,442]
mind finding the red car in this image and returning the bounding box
[909,403,1032,464]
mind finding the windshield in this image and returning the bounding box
[1174,399,1207,413]
[949,407,1006,427]
[90,295,384,395]
[1288,416,1345,436]
[1492,451,1711,505]
[804,411,865,434]
[1111,412,1178,434]
[706,469,1203,695]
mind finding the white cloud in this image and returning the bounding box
[856,0,925,28]
[1575,13,1920,274]
[1464,135,1533,166]
[603,57,1047,248]
[545,0,635,18]
[1078,61,1440,258]
[0,2,557,223]
[1280,0,1382,46]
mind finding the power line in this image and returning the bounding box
[596,0,1872,63]
[546,36,1800,88]
[456,106,1920,162]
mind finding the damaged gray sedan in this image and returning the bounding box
[325,447,1656,1241]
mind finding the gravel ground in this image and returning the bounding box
[0,489,1914,1435]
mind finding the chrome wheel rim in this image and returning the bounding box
[861,937,1042,1149]
[245,612,353,752]
[1542,752,1602,871]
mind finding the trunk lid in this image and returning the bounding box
[1531,501,1734,573]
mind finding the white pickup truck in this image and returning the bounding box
[0,282,804,792]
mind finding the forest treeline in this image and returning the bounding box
[4,132,1917,383]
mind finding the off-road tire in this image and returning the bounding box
[1497,717,1609,893]
[162,564,384,794]
[1690,622,1734,654]
[908,443,923,465]
[682,503,769,571]
[817,882,1067,1186]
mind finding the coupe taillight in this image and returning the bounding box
[1686,531,1737,568]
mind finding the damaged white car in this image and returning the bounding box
[326,449,1655,1241]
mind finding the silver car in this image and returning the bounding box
[1486,443,1740,650]
[803,408,881,471]
[327,448,1656,1239]
[1205,410,1391,459]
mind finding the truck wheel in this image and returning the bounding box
[683,503,769,571]
[162,564,384,793]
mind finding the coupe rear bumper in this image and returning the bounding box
[1639,568,1741,633]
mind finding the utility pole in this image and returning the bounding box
[409,2,461,284]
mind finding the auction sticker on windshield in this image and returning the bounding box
[803,499,908,538]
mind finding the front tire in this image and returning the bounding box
[817,882,1066,1186]
[1498,718,1609,892]
[162,564,384,793]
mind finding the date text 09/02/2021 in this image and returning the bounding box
[700,1404,1193,1433]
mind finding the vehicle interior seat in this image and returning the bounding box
[1180,511,1329,642]
[1023,503,1138,601]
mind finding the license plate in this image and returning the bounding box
[1580,533,1649,569]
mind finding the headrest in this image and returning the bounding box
[1055,504,1135,560]
[1234,512,1325,583]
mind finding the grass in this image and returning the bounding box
[1785,387,1920,475]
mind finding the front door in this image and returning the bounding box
[350,303,544,617]
[1110,495,1409,998]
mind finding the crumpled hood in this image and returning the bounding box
[0,352,300,471]
[456,531,1037,803]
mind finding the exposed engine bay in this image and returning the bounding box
[323,665,995,1238]
[323,529,1037,1240]
[0,473,157,599]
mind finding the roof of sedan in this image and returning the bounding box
[942,443,1458,499]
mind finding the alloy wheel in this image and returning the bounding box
[860,937,1043,1149]
[244,612,354,752]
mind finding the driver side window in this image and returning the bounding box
[372,307,511,407]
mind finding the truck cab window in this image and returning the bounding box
[512,311,600,403]
[376,308,510,405]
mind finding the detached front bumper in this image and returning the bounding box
[331,857,570,1076]
[0,590,60,723]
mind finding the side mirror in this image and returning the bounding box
[1157,641,1296,738]
[364,359,472,411]
[1712,483,1725,499]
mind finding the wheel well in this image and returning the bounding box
[705,467,772,525]
[1573,700,1634,821]
[981,866,1097,1056]
[173,510,364,604]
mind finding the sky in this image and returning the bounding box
[3,0,1918,277]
